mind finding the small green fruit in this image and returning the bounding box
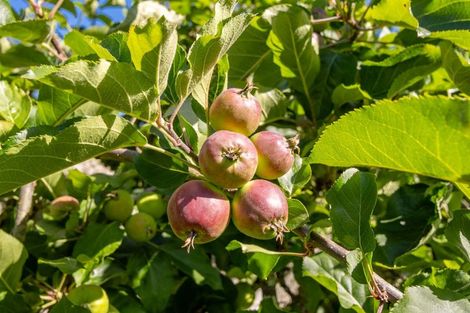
[103,190,133,222]
[67,285,109,313]
[137,193,166,219]
[125,213,157,242]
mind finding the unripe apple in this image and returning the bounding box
[137,193,166,219]
[251,131,297,180]
[232,179,289,242]
[167,180,230,251]
[103,190,133,222]
[199,130,258,188]
[209,88,262,136]
[125,212,157,242]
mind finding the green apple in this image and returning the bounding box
[103,190,133,222]
[125,212,157,242]
[137,193,166,219]
[67,285,109,313]
[235,282,255,309]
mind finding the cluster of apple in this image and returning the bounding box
[167,87,297,251]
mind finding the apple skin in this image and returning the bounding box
[199,130,258,188]
[232,179,288,240]
[103,190,134,222]
[66,285,109,313]
[125,212,157,242]
[251,131,295,180]
[167,180,230,245]
[209,88,262,136]
[137,193,166,219]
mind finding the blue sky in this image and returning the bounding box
[10,0,130,29]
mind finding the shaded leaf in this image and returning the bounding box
[0,20,50,43]
[278,155,312,196]
[446,210,470,261]
[375,185,435,265]
[286,199,309,230]
[36,85,84,126]
[440,42,470,96]
[0,230,28,294]
[326,168,377,253]
[303,253,369,313]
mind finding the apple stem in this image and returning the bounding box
[182,230,197,253]
[238,83,257,97]
[287,134,300,154]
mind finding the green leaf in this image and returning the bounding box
[50,297,89,313]
[310,96,470,188]
[311,51,357,118]
[73,222,124,260]
[36,85,84,126]
[267,5,319,114]
[0,81,32,128]
[178,5,252,104]
[331,84,372,108]
[375,185,435,265]
[0,44,51,68]
[359,44,441,98]
[391,286,470,313]
[226,240,281,279]
[64,30,116,61]
[278,155,312,196]
[286,199,309,230]
[38,257,82,274]
[72,222,124,285]
[404,268,470,297]
[228,16,281,87]
[132,253,179,313]
[226,240,303,257]
[0,230,28,294]
[440,42,470,96]
[0,20,50,43]
[0,115,146,196]
[326,169,377,253]
[100,32,132,63]
[446,210,470,261]
[25,60,159,121]
[303,253,369,313]
[127,18,177,95]
[0,293,31,313]
[159,242,223,290]
[413,0,470,33]
[134,148,188,192]
[368,0,418,29]
[256,88,288,124]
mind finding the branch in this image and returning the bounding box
[307,231,403,302]
[311,15,341,25]
[12,182,36,240]
[28,0,68,62]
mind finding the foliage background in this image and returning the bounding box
[0,0,469,312]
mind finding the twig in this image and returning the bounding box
[144,144,200,171]
[294,227,403,302]
[48,0,64,20]
[28,0,68,62]
[154,119,199,162]
[311,15,341,25]
[12,182,36,240]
